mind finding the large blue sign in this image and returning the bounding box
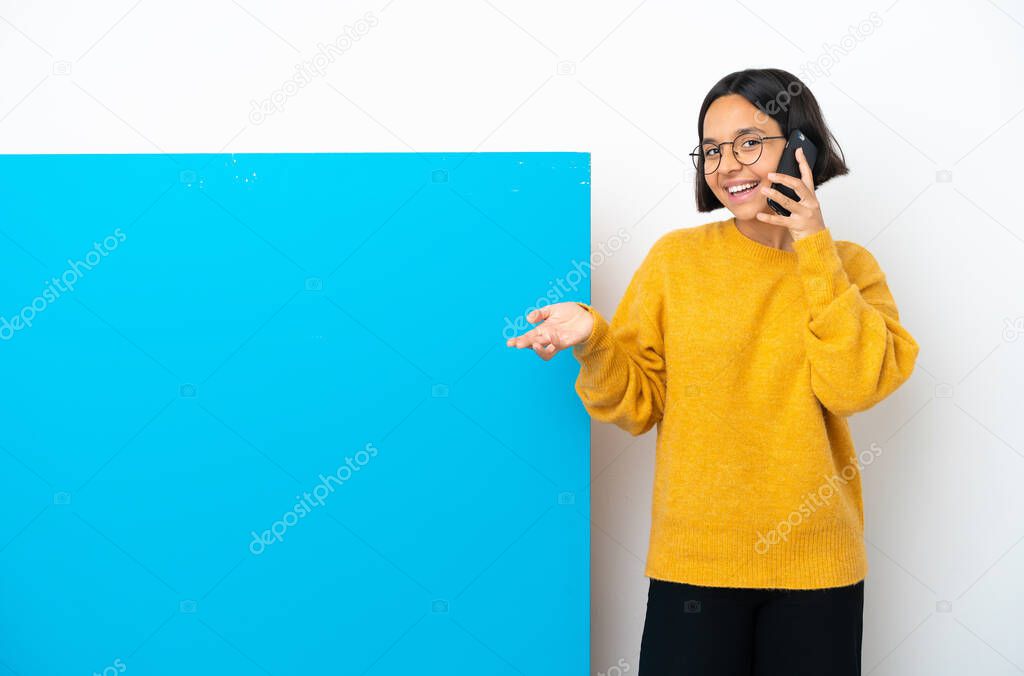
[0,152,591,675]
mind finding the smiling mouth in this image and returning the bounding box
[725,181,760,196]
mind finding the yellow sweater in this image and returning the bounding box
[574,217,920,590]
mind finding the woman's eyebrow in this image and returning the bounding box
[701,126,767,143]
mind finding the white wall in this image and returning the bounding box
[2,1,1022,673]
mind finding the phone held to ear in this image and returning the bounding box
[767,129,818,217]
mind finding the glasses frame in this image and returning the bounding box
[690,133,787,175]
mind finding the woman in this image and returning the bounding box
[505,68,920,675]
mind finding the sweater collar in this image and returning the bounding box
[720,217,799,265]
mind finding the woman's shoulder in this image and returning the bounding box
[832,236,884,273]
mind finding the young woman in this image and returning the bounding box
[505,68,920,675]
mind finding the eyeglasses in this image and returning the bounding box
[690,132,786,174]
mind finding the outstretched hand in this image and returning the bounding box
[505,302,594,361]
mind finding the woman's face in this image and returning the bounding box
[701,94,787,221]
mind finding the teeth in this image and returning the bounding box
[727,182,758,194]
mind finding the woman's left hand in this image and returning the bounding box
[756,147,826,241]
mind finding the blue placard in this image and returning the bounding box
[0,152,590,675]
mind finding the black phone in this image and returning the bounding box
[767,129,818,217]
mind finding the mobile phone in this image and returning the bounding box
[767,129,818,217]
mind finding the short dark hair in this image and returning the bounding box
[694,68,849,212]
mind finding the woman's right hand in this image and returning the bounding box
[505,302,595,361]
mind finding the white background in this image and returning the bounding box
[2,1,1022,674]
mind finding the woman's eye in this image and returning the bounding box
[741,139,762,149]
[703,148,719,158]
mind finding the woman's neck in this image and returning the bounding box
[734,215,797,252]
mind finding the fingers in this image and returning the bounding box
[767,172,813,203]
[759,185,804,214]
[506,323,561,351]
[507,326,540,348]
[525,307,551,324]
[532,342,557,360]
[506,306,559,349]
[514,329,563,361]
[795,147,816,191]
[756,211,790,226]
[531,327,560,351]
[506,305,569,359]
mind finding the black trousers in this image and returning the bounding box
[638,577,864,675]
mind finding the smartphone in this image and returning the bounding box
[767,129,818,217]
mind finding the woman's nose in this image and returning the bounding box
[718,149,742,173]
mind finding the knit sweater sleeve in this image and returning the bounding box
[571,243,667,436]
[792,227,920,417]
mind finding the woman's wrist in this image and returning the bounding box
[574,302,598,347]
